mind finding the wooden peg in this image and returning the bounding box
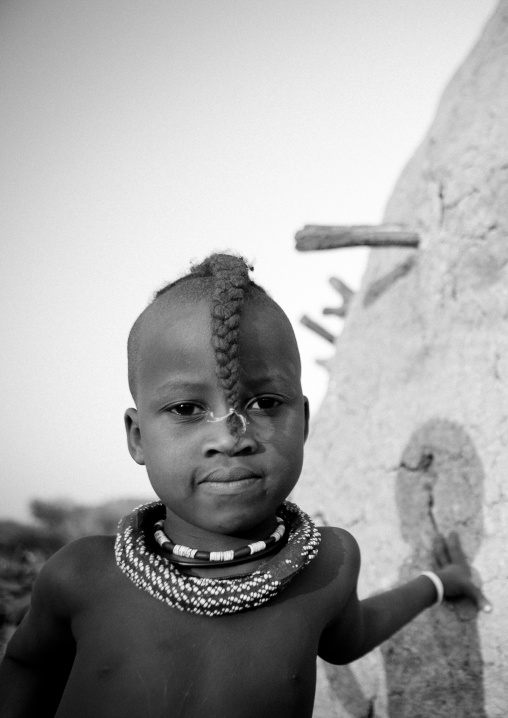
[300,315,335,344]
[329,276,354,302]
[323,306,346,318]
[295,224,420,251]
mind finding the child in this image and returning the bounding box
[0,253,489,717]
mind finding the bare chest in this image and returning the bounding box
[56,575,325,718]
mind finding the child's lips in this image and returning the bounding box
[200,467,261,484]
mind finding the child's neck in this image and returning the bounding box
[162,508,279,550]
[159,507,282,578]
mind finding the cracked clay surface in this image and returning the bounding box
[303,2,508,716]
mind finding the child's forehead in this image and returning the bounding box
[238,302,301,366]
[140,300,211,357]
[142,297,301,375]
[151,297,210,331]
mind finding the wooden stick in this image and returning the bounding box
[329,276,354,301]
[295,224,420,251]
[323,277,355,318]
[300,315,335,344]
[323,306,346,318]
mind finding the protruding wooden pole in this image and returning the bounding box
[321,277,356,318]
[329,276,354,301]
[300,315,335,344]
[295,224,420,251]
[323,306,346,318]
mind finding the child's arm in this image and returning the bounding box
[319,531,490,665]
[0,548,76,718]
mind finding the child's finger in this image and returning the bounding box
[446,531,468,567]
[464,581,493,613]
[433,533,451,568]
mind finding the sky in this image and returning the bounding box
[0,0,499,520]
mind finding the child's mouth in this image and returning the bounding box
[201,466,260,484]
[199,467,263,492]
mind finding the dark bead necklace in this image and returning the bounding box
[154,516,286,567]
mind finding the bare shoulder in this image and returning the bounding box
[313,528,365,664]
[52,533,115,573]
[315,526,360,604]
[3,536,116,672]
[316,525,361,580]
[318,525,360,555]
[32,535,116,615]
[286,524,361,623]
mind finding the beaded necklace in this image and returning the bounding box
[154,515,286,566]
[115,501,320,616]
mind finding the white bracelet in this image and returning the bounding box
[420,571,444,605]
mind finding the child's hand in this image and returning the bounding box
[433,532,492,614]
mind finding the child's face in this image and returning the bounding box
[125,299,309,537]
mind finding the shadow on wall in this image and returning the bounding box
[382,419,486,718]
[323,419,486,718]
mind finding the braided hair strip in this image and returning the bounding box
[190,254,253,436]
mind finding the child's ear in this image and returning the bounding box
[124,408,145,465]
[303,396,310,443]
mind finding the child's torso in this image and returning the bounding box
[54,530,345,718]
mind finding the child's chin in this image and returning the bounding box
[211,508,278,538]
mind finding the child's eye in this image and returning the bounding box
[168,403,205,417]
[247,396,282,411]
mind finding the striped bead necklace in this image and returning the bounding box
[154,516,285,566]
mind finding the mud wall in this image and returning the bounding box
[295,2,508,716]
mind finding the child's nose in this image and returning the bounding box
[202,418,257,457]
